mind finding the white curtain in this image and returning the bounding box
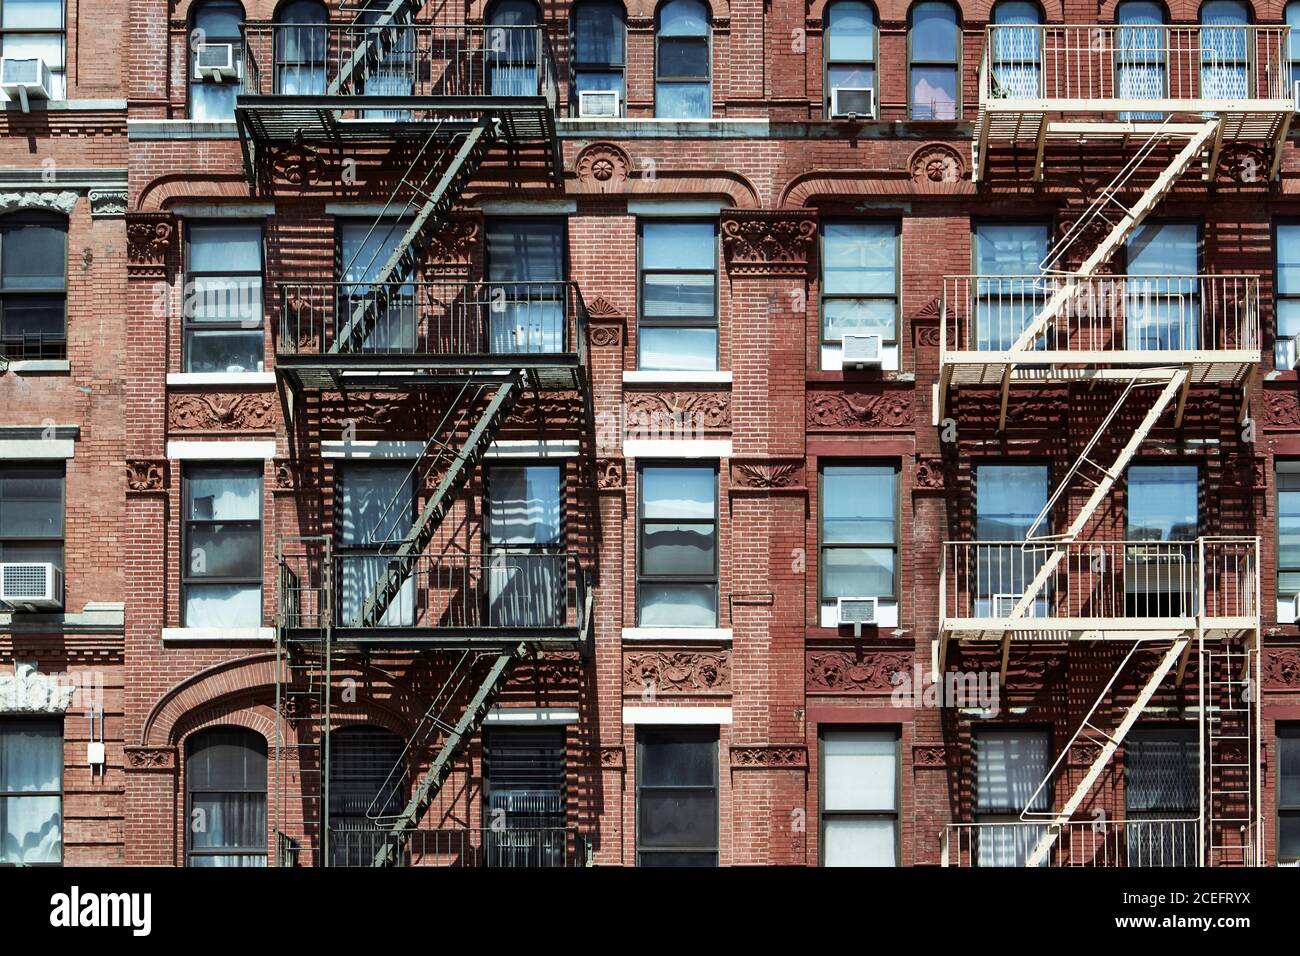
[975,731,1050,866]
[0,720,61,864]
[340,466,415,627]
[488,466,562,627]
[339,221,416,351]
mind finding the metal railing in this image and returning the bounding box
[0,332,67,363]
[241,22,558,110]
[326,826,587,867]
[277,280,588,359]
[279,548,589,632]
[941,274,1260,356]
[275,830,301,867]
[941,537,1258,625]
[941,818,1200,867]
[979,24,1291,105]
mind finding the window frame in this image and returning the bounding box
[636,218,719,371]
[1279,724,1300,864]
[0,716,63,866]
[0,0,67,102]
[972,459,1051,540]
[1115,0,1170,111]
[1275,220,1300,365]
[969,218,1051,352]
[823,0,878,116]
[818,219,901,348]
[181,462,264,628]
[1198,0,1253,95]
[0,211,68,362]
[1124,461,1201,542]
[1277,461,1300,599]
[906,0,961,120]
[0,461,65,571]
[184,726,268,867]
[635,726,719,866]
[636,461,720,627]
[817,461,901,604]
[817,726,901,867]
[654,0,712,119]
[570,0,627,114]
[971,726,1052,867]
[272,0,328,96]
[187,0,246,120]
[182,218,266,373]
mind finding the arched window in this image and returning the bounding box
[189,0,245,120]
[274,0,327,95]
[908,1,959,119]
[329,726,406,866]
[1200,0,1249,99]
[1286,1,1300,88]
[0,212,67,362]
[989,1,1040,99]
[824,1,877,118]
[572,1,626,115]
[1116,1,1167,119]
[487,0,541,97]
[655,0,710,118]
[0,0,66,102]
[186,728,267,866]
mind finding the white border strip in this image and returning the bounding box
[167,440,276,460]
[321,440,424,459]
[0,440,74,459]
[161,627,275,642]
[623,439,732,459]
[623,706,732,725]
[623,371,732,385]
[622,627,733,642]
[485,439,579,458]
[627,200,726,216]
[484,707,579,725]
[167,372,275,386]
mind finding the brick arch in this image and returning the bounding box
[175,708,277,754]
[808,0,1065,24]
[136,173,252,212]
[141,653,280,747]
[1098,0,1272,20]
[781,168,970,205]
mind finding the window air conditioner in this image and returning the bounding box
[578,90,621,118]
[0,563,64,611]
[831,87,875,119]
[0,57,53,112]
[841,333,883,369]
[194,43,239,82]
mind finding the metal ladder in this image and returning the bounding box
[1204,643,1261,866]
[328,0,427,97]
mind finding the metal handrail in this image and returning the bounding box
[941,818,1201,867]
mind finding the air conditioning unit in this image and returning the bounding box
[993,593,1037,618]
[193,43,239,82]
[836,596,878,627]
[831,86,875,119]
[0,563,64,611]
[1284,592,1300,625]
[578,89,621,118]
[0,57,53,112]
[841,333,883,369]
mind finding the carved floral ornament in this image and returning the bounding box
[125,746,176,771]
[720,209,818,277]
[907,143,968,190]
[729,745,808,769]
[0,189,78,216]
[126,212,176,275]
[597,458,625,491]
[574,142,632,192]
[623,651,731,694]
[625,391,731,433]
[912,745,947,768]
[1265,648,1300,688]
[807,390,913,429]
[806,651,910,693]
[169,393,276,432]
[913,456,946,493]
[729,457,805,493]
[125,459,168,494]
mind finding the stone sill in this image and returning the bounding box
[161,626,275,643]
[5,360,70,375]
[622,627,732,643]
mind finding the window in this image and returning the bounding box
[1117,1,1168,120]
[338,218,416,352]
[1288,2,1300,90]
[989,1,1040,99]
[1278,463,1300,600]
[972,221,1048,351]
[820,729,898,866]
[656,0,710,118]
[1200,0,1249,100]
[1125,221,1199,351]
[485,218,567,354]
[185,728,267,867]
[0,463,63,572]
[484,727,567,866]
[0,718,61,864]
[1279,726,1300,864]
[189,0,244,120]
[638,220,717,370]
[824,1,876,115]
[329,726,405,866]
[637,464,718,626]
[338,463,414,627]
[908,1,959,119]
[487,0,541,97]
[355,0,413,116]
[572,1,626,112]
[636,727,718,866]
[0,213,66,362]
[1127,464,1198,542]
[821,222,899,355]
[184,221,264,373]
[273,0,327,95]
[1277,224,1300,368]
[820,464,898,605]
[0,0,65,102]
[182,465,262,627]
[975,463,1049,616]
[973,729,1050,866]
[1124,728,1198,866]
[487,464,564,627]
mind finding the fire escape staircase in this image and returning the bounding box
[329,0,428,98]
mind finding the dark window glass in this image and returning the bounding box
[1279,462,1300,596]
[908,1,959,119]
[189,0,244,120]
[0,463,64,571]
[184,221,264,372]
[0,214,66,361]
[0,718,62,864]
[637,727,718,866]
[182,464,262,627]
[637,464,718,626]
[573,1,626,110]
[329,726,406,866]
[186,727,266,866]
[1117,0,1167,120]
[656,0,710,117]
[638,220,718,370]
[487,464,564,627]
[1279,726,1300,863]
[485,218,567,354]
[973,729,1050,866]
[989,1,1040,98]
[487,0,541,97]
[274,0,327,95]
[337,463,415,628]
[1123,728,1198,865]
[484,727,567,866]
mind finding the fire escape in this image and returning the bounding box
[937,23,1287,867]
[236,2,593,866]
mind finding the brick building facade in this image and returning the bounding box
[3,0,1300,868]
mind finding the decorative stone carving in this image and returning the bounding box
[597,458,625,490]
[125,459,167,493]
[169,393,276,432]
[805,652,910,693]
[586,296,625,347]
[1222,454,1266,494]
[425,216,481,265]
[1264,391,1300,428]
[908,143,966,188]
[124,746,176,771]
[1069,742,1103,765]
[624,651,731,694]
[273,458,316,492]
[0,664,76,714]
[574,142,631,192]
[626,391,731,434]
[914,456,946,492]
[1215,143,1268,185]
[88,188,127,218]
[730,745,808,769]
[271,144,325,187]
[912,745,947,768]
[589,324,622,347]
[720,209,818,277]
[600,746,625,770]
[0,189,78,215]
[1265,648,1300,688]
[730,457,805,491]
[807,391,913,429]
[126,212,176,277]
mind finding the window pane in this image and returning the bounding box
[823,730,897,811]
[822,547,895,598]
[339,219,409,286]
[1125,730,1197,812]
[975,731,1050,812]
[976,464,1047,539]
[642,522,716,575]
[824,299,895,340]
[189,223,261,272]
[2,0,64,29]
[184,583,261,627]
[187,524,261,578]
[975,223,1049,274]
[187,728,267,791]
[1281,813,1300,862]
[658,38,709,78]
[823,466,896,543]
[186,330,264,373]
[656,81,710,118]
[823,223,897,295]
[828,64,874,92]
[910,2,958,60]
[1127,465,1198,541]
[191,84,238,121]
[638,584,717,626]
[340,466,413,546]
[188,470,259,521]
[1127,222,1197,276]
[575,71,624,96]
[642,467,715,518]
[575,2,624,64]
[827,2,875,61]
[2,33,63,70]
[1,221,65,289]
[194,1,243,36]
[189,793,267,849]
[0,720,61,792]
[1,297,65,343]
[639,791,718,847]
[824,817,896,866]
[642,222,715,269]
[188,276,263,324]
[0,794,60,863]
[638,327,717,370]
[488,466,561,545]
[1280,732,1300,806]
[1279,225,1300,294]
[659,0,709,37]
[0,469,62,537]
[640,732,717,786]
[911,67,957,118]
[643,272,715,318]
[486,219,565,283]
